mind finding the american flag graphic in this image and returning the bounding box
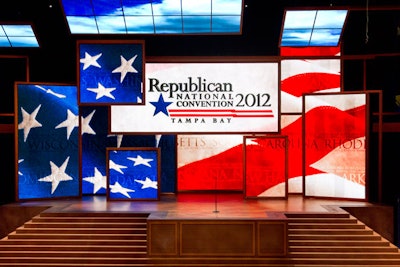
[177,135,244,191]
[108,148,159,200]
[17,83,79,200]
[281,59,341,113]
[303,93,366,199]
[78,41,144,104]
[244,136,287,198]
[81,106,176,195]
[177,58,365,200]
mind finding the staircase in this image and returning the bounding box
[0,211,399,266]
[0,212,149,266]
[285,212,400,266]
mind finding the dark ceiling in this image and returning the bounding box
[0,0,399,83]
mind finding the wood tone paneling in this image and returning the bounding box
[148,218,288,258]
[180,221,255,256]
[258,221,287,256]
[148,222,178,256]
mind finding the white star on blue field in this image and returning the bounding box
[17,83,79,200]
[108,149,159,200]
[79,42,143,104]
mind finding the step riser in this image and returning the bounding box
[16,229,146,234]
[24,223,146,228]
[7,235,147,240]
[290,247,399,253]
[288,224,366,229]
[0,246,147,252]
[0,252,147,258]
[0,240,146,246]
[289,230,374,235]
[32,218,148,223]
[290,241,391,246]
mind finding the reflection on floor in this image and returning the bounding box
[16,193,373,218]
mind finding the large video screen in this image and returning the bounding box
[111,62,279,134]
[303,92,366,200]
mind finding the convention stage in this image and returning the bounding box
[1,193,392,257]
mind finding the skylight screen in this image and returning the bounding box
[0,37,9,46]
[283,11,316,29]
[281,9,348,47]
[0,24,39,47]
[8,36,39,47]
[314,10,347,28]
[123,1,153,15]
[183,16,211,33]
[152,0,182,15]
[309,28,341,46]
[92,0,123,15]
[96,16,126,33]
[213,0,242,15]
[125,16,155,33]
[182,0,211,15]
[212,16,241,33]
[154,15,182,33]
[66,16,99,33]
[60,0,242,34]
[62,0,94,15]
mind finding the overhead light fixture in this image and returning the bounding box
[280,9,348,47]
[0,24,39,48]
[60,0,243,34]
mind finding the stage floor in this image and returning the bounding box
[14,193,373,219]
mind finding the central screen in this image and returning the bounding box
[111,62,279,134]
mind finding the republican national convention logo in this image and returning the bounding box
[111,62,279,133]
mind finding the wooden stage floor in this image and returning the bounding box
[15,193,373,219]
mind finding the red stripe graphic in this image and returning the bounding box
[281,72,340,97]
[169,109,274,117]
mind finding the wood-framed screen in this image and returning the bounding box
[110,61,279,134]
[303,92,367,200]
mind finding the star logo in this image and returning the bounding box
[150,94,172,116]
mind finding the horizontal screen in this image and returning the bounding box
[111,62,279,133]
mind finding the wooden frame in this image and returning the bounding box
[302,91,368,200]
[77,39,145,105]
[106,147,160,201]
[15,82,80,200]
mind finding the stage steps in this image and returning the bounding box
[0,211,399,266]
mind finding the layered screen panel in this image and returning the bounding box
[303,92,366,200]
[0,24,39,47]
[281,9,348,47]
[16,83,79,200]
[111,62,279,134]
[61,0,243,34]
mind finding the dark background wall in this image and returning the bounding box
[0,0,399,205]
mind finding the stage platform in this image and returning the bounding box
[0,193,397,266]
[6,193,374,217]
